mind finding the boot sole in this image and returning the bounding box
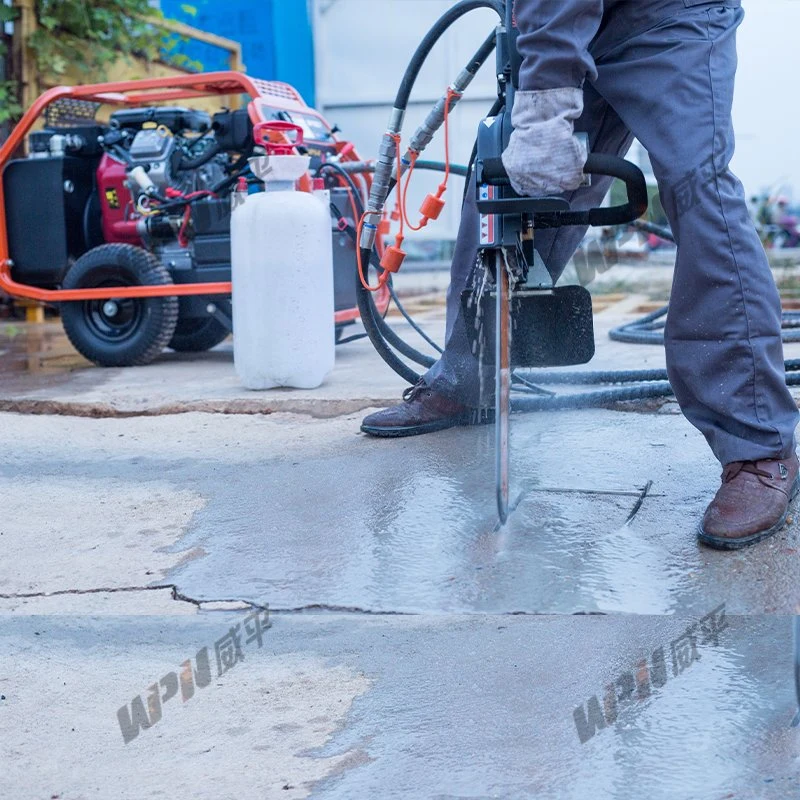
[697,474,800,551]
[360,411,494,439]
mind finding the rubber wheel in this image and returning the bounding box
[60,244,178,367]
[169,316,230,352]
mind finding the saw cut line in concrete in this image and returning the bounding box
[625,480,655,524]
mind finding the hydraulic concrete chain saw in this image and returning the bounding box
[357,0,647,525]
[467,12,649,523]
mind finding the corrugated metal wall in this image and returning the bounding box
[160,0,317,105]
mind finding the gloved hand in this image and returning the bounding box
[501,87,589,197]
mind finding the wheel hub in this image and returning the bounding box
[102,300,120,317]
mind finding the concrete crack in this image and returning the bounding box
[0,398,389,420]
[0,584,269,612]
[268,604,414,615]
[0,590,607,617]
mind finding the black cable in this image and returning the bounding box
[386,280,443,356]
[519,368,670,386]
[512,382,674,412]
[316,162,366,217]
[357,253,423,384]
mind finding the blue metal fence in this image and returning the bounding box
[160,0,316,105]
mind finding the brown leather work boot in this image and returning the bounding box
[361,380,488,438]
[698,454,800,550]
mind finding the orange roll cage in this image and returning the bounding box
[0,71,389,324]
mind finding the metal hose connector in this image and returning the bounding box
[360,109,405,250]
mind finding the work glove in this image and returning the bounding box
[501,87,589,197]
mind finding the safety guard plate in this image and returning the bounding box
[461,284,595,369]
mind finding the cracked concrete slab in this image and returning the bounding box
[0,475,205,596]
[2,407,800,615]
[3,289,800,797]
[0,613,796,800]
[0,613,371,800]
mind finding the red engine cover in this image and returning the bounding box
[96,153,141,245]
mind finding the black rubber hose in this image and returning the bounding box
[394,1,504,112]
[317,162,366,217]
[338,215,439,367]
[358,256,423,385]
[512,382,674,412]
[387,281,443,357]
[517,368,670,386]
[357,1,503,384]
[611,306,800,345]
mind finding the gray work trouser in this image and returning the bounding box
[424,3,799,466]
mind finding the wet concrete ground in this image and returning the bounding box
[1,612,798,799]
[2,291,800,797]
[3,408,797,616]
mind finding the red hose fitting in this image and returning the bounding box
[380,244,406,274]
[420,192,446,221]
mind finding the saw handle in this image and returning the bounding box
[478,154,648,228]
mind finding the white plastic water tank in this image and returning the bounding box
[231,132,335,390]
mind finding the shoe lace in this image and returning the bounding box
[402,380,431,404]
[722,461,774,484]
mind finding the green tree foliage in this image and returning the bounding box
[0,5,22,124]
[0,1,203,124]
[29,0,169,77]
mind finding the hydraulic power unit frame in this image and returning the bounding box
[0,71,390,324]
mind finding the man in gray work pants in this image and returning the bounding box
[362,0,800,550]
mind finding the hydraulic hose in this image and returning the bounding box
[610,303,800,345]
[512,382,674,412]
[361,0,503,252]
[394,7,502,112]
[317,162,367,218]
[356,6,502,379]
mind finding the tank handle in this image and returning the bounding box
[253,121,304,155]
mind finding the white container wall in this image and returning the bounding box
[313,0,500,242]
[231,155,335,390]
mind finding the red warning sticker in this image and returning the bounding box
[479,185,495,245]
